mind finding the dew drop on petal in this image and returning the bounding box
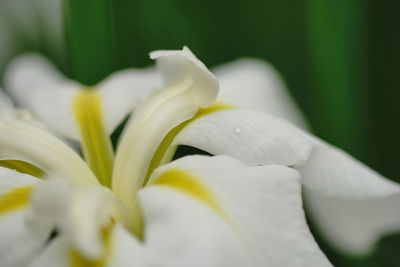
[233,126,242,134]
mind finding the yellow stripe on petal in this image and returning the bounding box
[0,160,45,178]
[145,103,233,185]
[74,90,114,187]
[70,226,112,267]
[0,187,32,215]
[152,169,229,220]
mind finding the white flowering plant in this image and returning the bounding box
[0,2,399,267]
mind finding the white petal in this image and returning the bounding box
[174,109,400,198]
[298,144,400,198]
[108,225,150,267]
[150,46,218,108]
[28,236,69,267]
[0,167,52,267]
[172,109,400,254]
[213,58,308,129]
[29,225,149,267]
[28,178,71,226]
[65,186,120,259]
[0,120,98,185]
[5,54,160,140]
[31,179,127,260]
[138,155,331,267]
[30,157,330,266]
[97,67,160,135]
[174,109,314,166]
[113,47,219,214]
[305,188,400,255]
[4,53,82,140]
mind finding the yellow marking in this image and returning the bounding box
[0,160,45,178]
[144,103,233,185]
[129,201,144,240]
[70,225,112,267]
[74,90,114,187]
[0,187,32,215]
[152,169,228,220]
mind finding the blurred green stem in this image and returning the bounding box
[63,0,116,85]
[306,0,368,158]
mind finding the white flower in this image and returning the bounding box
[0,46,398,267]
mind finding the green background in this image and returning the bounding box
[3,0,400,266]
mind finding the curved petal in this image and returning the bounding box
[174,109,400,197]
[28,225,149,267]
[113,47,219,214]
[174,109,314,167]
[29,178,129,261]
[0,167,52,267]
[138,155,331,267]
[213,58,308,129]
[4,53,82,140]
[298,144,400,198]
[172,109,400,254]
[27,181,146,266]
[150,46,218,108]
[30,156,331,266]
[0,120,98,185]
[63,186,121,259]
[27,181,141,266]
[27,237,69,267]
[98,68,160,135]
[305,188,400,256]
[4,54,160,140]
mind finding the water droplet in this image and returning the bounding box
[234,126,242,133]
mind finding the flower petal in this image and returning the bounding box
[4,54,160,140]
[0,120,98,185]
[213,58,308,129]
[29,178,129,261]
[298,144,400,198]
[174,109,314,166]
[64,186,121,259]
[113,47,219,214]
[28,225,148,267]
[305,188,400,255]
[150,46,218,108]
[30,156,331,266]
[4,53,82,140]
[173,109,400,197]
[97,68,160,134]
[138,155,331,267]
[27,237,69,267]
[0,167,52,267]
[172,109,400,253]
